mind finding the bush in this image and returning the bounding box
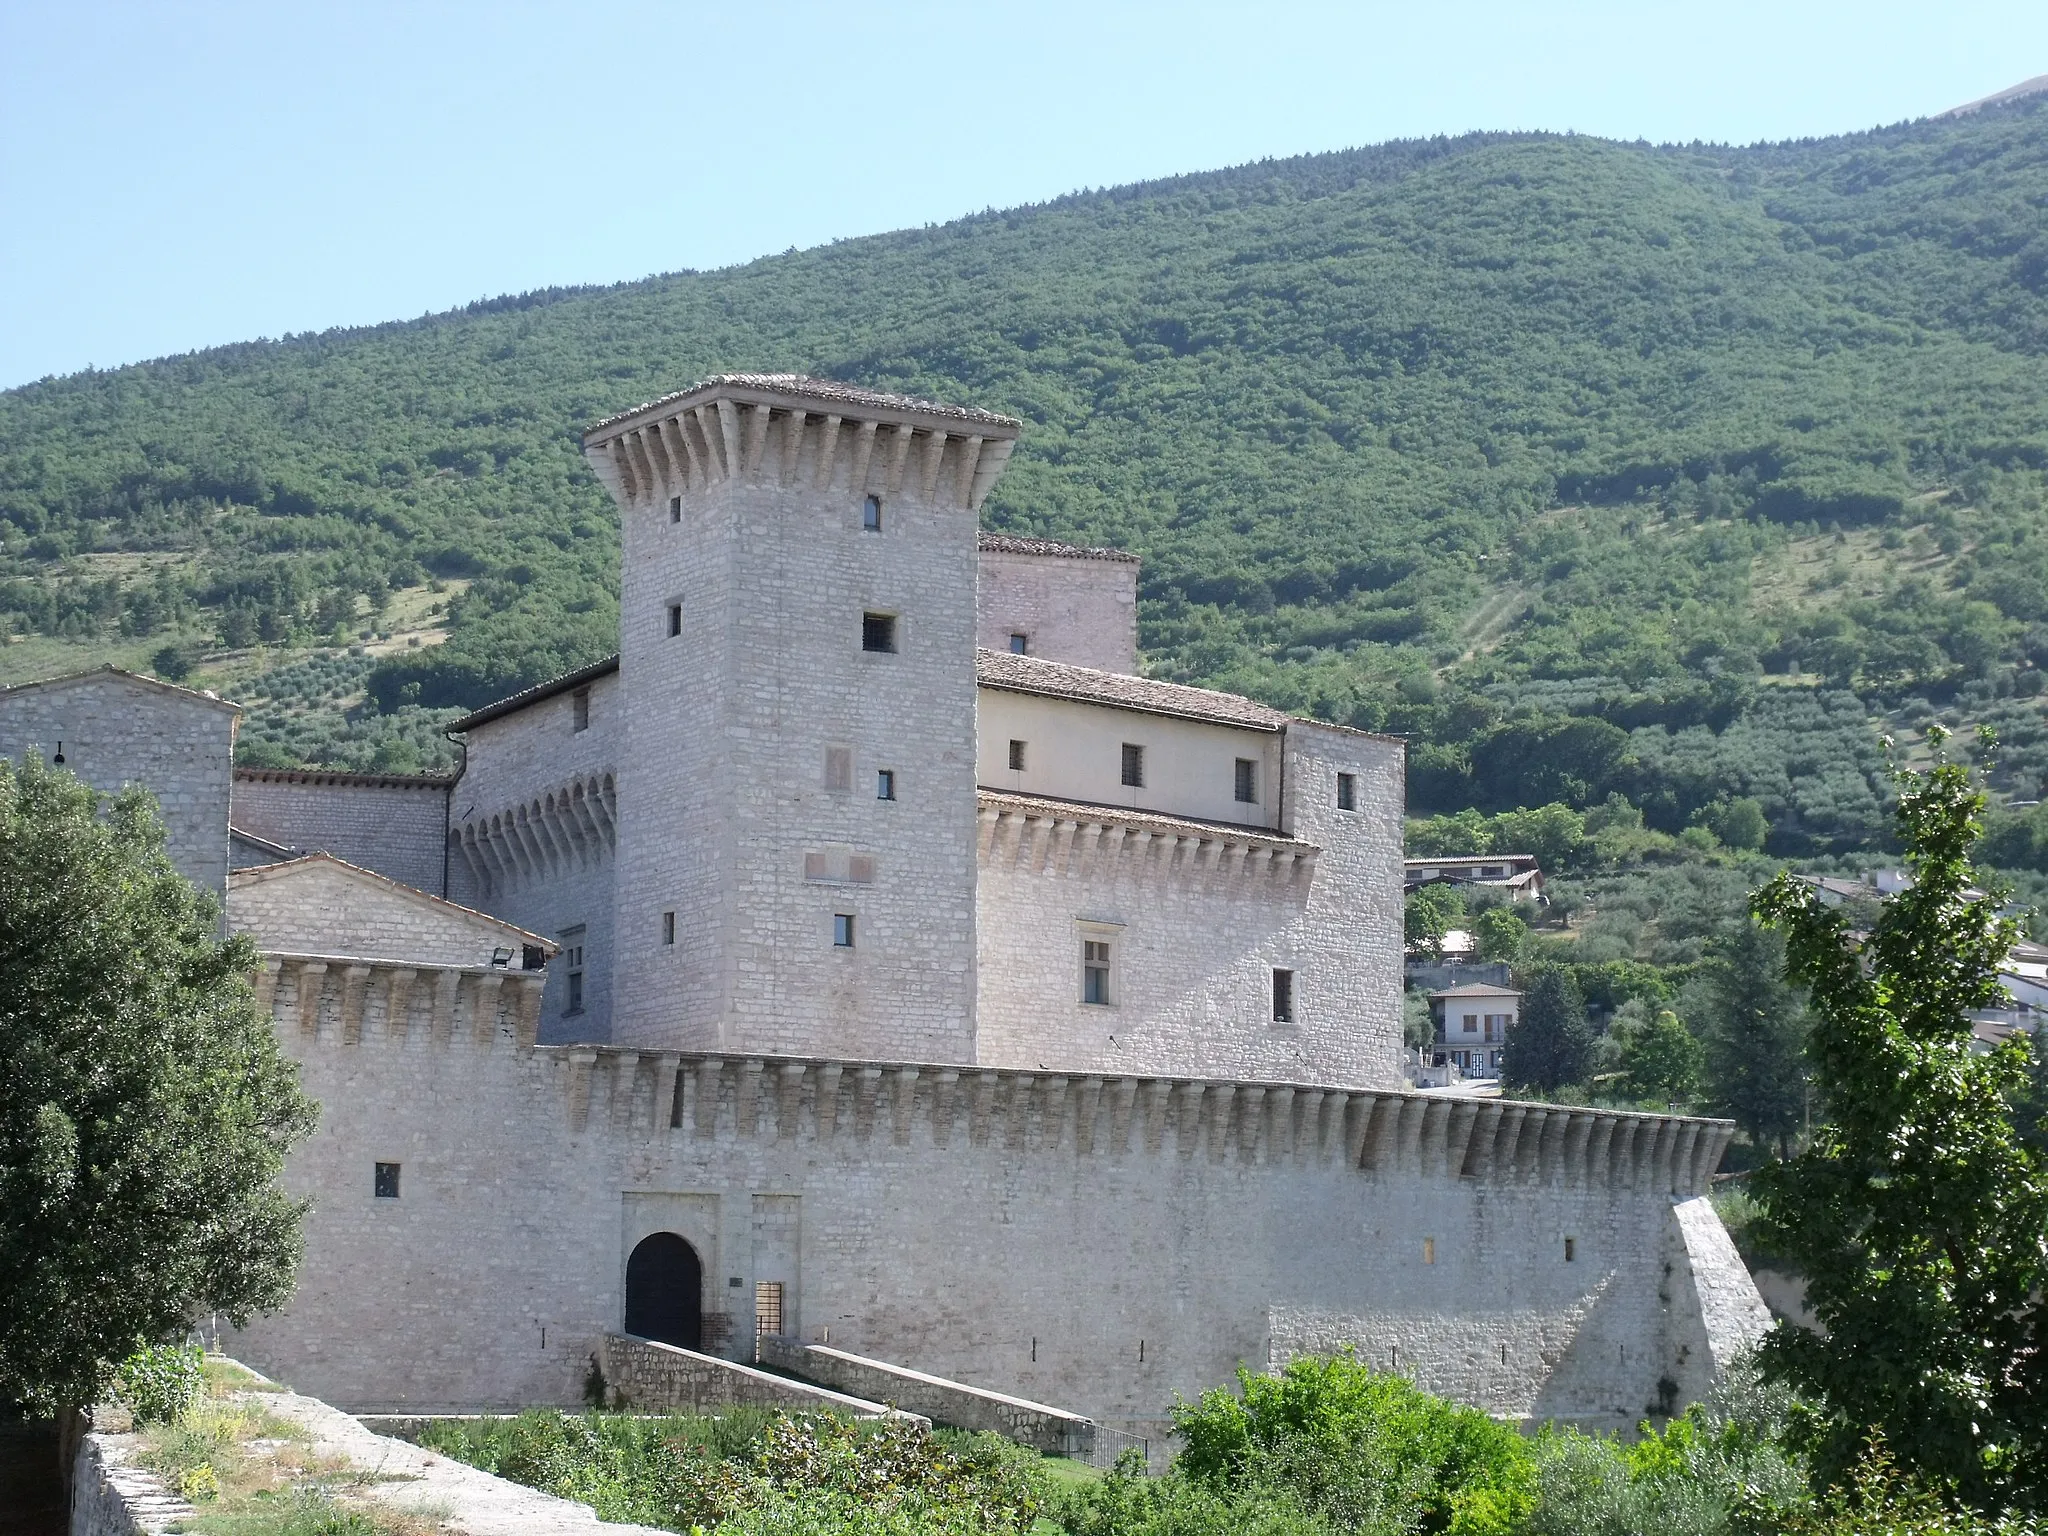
[1171,1351,1536,1535]
[115,1341,205,1426]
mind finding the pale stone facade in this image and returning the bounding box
[24,374,1767,1436]
[231,768,454,895]
[0,666,237,896]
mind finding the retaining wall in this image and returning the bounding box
[600,1333,920,1420]
[757,1337,1089,1453]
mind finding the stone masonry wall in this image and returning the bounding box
[229,993,1760,1440]
[0,670,235,897]
[976,549,1138,674]
[229,770,450,894]
[599,1334,910,1418]
[974,722,1404,1087]
[601,400,988,1062]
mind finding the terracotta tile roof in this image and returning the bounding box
[977,531,1139,565]
[585,374,1022,438]
[1428,981,1524,999]
[975,649,1288,730]
[448,654,620,733]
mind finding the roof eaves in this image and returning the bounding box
[1,663,241,714]
[585,374,1022,440]
[448,654,621,733]
[227,851,558,951]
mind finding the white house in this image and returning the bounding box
[1427,981,1522,1075]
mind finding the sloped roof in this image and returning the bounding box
[978,531,1139,565]
[0,663,239,714]
[234,766,455,790]
[975,649,1288,730]
[228,851,554,955]
[586,374,1022,438]
[1428,982,1523,999]
[448,653,621,733]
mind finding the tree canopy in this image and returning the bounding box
[1752,734,2048,1512]
[0,758,316,1411]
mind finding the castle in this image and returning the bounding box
[0,374,1767,1442]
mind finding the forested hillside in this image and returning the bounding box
[6,97,2048,860]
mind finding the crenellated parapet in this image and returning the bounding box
[449,772,616,898]
[977,791,1317,895]
[581,374,1023,515]
[255,950,548,1049]
[540,1046,1732,1196]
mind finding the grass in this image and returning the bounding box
[133,1355,441,1536]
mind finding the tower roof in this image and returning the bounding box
[977,531,1139,564]
[584,374,1022,444]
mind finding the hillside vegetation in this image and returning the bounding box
[6,100,2048,857]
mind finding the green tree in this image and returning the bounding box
[1502,969,1592,1095]
[1700,796,1770,853]
[0,758,317,1412]
[1486,804,1587,870]
[1614,1008,1704,1105]
[1473,906,1528,965]
[1751,733,2048,1513]
[1697,922,1810,1157]
[1405,885,1463,961]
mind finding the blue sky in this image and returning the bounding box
[2,0,2044,389]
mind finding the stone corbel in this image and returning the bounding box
[918,429,950,501]
[1345,1092,1377,1168]
[967,437,1014,510]
[1109,1077,1138,1157]
[1486,1105,1527,1182]
[812,415,842,490]
[741,405,773,477]
[384,967,417,1045]
[848,419,879,494]
[1444,1100,1480,1181]
[1236,1085,1265,1162]
[969,1071,999,1147]
[470,971,504,1046]
[1460,1102,1503,1178]
[779,410,808,484]
[890,1067,921,1147]
[855,1065,884,1141]
[253,957,284,1018]
[1142,1077,1172,1154]
[1173,1081,1204,1157]
[885,423,916,494]
[951,435,983,508]
[1205,1083,1236,1163]
[1293,1088,1325,1165]
[654,1053,683,1133]
[1268,1086,1296,1162]
[735,1059,765,1138]
[778,1061,808,1140]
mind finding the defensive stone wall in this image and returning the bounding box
[976,542,1139,674]
[0,668,236,897]
[229,768,451,894]
[229,983,1761,1438]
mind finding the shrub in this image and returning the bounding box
[1171,1351,1536,1535]
[116,1341,205,1426]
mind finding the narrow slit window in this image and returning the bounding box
[562,931,586,1016]
[1564,1237,1576,1263]
[374,1162,401,1199]
[863,494,882,530]
[572,687,591,733]
[662,911,676,947]
[1008,739,1026,772]
[1336,772,1356,811]
[862,612,897,653]
[666,602,682,638]
[1009,632,1029,654]
[1120,742,1144,788]
[833,913,855,948]
[876,768,895,801]
[1234,758,1257,804]
[1272,967,1295,1024]
[1083,939,1112,1006]
[669,495,682,523]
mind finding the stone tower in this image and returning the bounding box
[583,375,1021,1057]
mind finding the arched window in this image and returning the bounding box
[624,1232,703,1350]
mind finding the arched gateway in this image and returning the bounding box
[623,1231,702,1350]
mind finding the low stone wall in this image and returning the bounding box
[757,1337,1092,1455]
[600,1333,924,1422]
[70,1424,191,1536]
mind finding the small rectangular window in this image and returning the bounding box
[1336,772,1356,811]
[833,913,855,948]
[567,971,584,1012]
[1463,1013,1479,1033]
[825,746,852,792]
[862,612,897,653]
[876,768,895,801]
[1564,1237,1577,1263]
[1272,968,1295,1024]
[1234,758,1257,804]
[562,932,585,1016]
[374,1162,401,1199]
[1083,939,1112,1006]
[662,911,676,946]
[1008,739,1026,772]
[1009,632,1029,654]
[863,494,882,530]
[666,602,682,638]
[1120,743,1144,788]
[669,494,682,523]
[573,687,590,733]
